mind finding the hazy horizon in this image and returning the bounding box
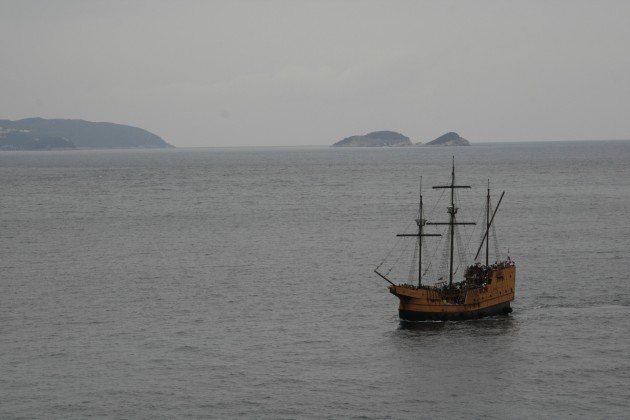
[2,0,629,147]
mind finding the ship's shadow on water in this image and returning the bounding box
[397,315,517,334]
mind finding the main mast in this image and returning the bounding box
[428,157,474,286]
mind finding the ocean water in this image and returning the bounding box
[1,141,629,419]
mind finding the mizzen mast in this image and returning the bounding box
[474,187,505,264]
[486,180,490,267]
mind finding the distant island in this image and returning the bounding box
[425,132,469,146]
[332,130,469,147]
[0,117,173,150]
[332,131,414,147]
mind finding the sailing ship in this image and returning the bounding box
[375,159,516,321]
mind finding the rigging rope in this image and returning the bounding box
[475,188,487,263]
[375,214,416,274]
[377,171,494,285]
[437,224,451,283]
[455,218,469,273]
[408,237,419,283]
[421,238,435,280]
[492,221,500,263]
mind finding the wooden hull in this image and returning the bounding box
[399,301,512,321]
[390,265,516,321]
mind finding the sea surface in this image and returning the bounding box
[1,141,629,419]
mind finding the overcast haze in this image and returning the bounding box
[1,0,629,147]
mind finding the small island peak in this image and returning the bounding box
[425,132,470,146]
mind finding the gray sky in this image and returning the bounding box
[1,0,629,147]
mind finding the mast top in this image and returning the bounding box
[432,157,471,190]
